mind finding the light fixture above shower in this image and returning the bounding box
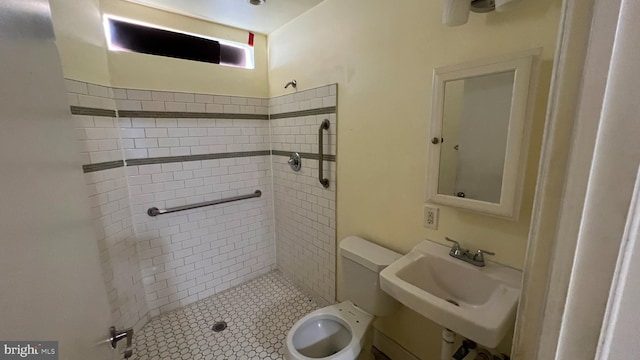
[443,0,522,26]
[249,0,266,5]
[470,0,495,13]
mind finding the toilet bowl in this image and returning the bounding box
[285,236,402,360]
[286,301,372,360]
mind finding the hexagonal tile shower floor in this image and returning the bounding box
[131,271,320,360]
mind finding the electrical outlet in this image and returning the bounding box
[424,205,439,230]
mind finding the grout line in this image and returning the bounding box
[70,106,117,117]
[271,150,336,162]
[268,106,336,119]
[82,160,125,173]
[125,151,271,166]
[70,106,335,121]
[82,151,270,173]
[117,110,269,120]
[267,107,279,276]
[83,151,336,173]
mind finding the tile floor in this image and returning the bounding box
[130,271,320,360]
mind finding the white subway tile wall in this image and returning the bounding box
[270,113,337,156]
[68,77,151,333]
[270,84,338,305]
[66,79,116,110]
[129,156,275,316]
[84,168,150,331]
[119,117,270,159]
[73,114,122,164]
[269,85,337,115]
[112,87,269,115]
[113,88,275,316]
[67,80,338,327]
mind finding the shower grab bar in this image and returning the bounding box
[318,119,330,188]
[147,190,262,217]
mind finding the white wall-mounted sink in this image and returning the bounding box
[379,240,522,348]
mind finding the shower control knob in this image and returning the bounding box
[288,152,302,172]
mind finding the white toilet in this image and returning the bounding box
[285,236,402,360]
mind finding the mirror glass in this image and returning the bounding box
[437,71,515,203]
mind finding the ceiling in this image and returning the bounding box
[124,0,324,35]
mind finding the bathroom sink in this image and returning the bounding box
[379,240,522,348]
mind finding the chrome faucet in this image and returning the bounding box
[445,237,495,267]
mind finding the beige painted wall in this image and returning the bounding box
[268,0,561,357]
[49,0,112,86]
[50,0,269,97]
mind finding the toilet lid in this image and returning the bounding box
[292,317,352,358]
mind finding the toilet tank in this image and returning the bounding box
[340,236,402,316]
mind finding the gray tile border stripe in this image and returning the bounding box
[271,150,336,162]
[125,151,272,166]
[83,150,335,173]
[117,110,269,120]
[82,151,271,173]
[82,160,125,173]
[269,107,337,120]
[70,106,117,117]
[70,107,335,120]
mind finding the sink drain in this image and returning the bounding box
[212,321,227,332]
[446,299,460,307]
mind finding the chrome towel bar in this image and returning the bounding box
[318,119,330,188]
[147,190,262,217]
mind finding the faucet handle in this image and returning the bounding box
[445,237,460,246]
[473,249,495,265]
[445,237,462,255]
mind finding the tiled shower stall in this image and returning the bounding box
[67,80,338,352]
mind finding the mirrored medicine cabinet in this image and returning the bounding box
[426,49,541,219]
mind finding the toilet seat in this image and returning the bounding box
[286,301,373,360]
